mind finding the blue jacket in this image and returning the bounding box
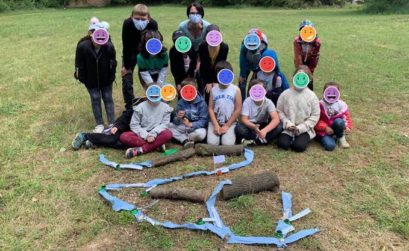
[259,49,289,90]
[174,94,208,130]
[239,43,267,78]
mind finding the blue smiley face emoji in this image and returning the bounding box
[146,38,162,55]
[146,85,162,102]
[217,69,234,85]
[243,34,261,51]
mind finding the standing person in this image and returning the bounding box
[276,65,320,152]
[235,80,282,145]
[178,2,211,54]
[122,4,159,109]
[120,85,173,158]
[136,30,169,88]
[238,28,268,100]
[315,82,352,150]
[207,61,242,146]
[75,20,117,133]
[169,78,208,148]
[198,25,229,103]
[254,49,289,105]
[169,31,197,93]
[293,20,321,90]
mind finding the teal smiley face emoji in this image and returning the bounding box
[293,72,310,89]
[175,36,192,53]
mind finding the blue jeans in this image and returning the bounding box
[87,85,115,125]
[320,118,345,151]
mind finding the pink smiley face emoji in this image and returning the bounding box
[206,30,223,47]
[249,84,266,102]
[92,28,109,45]
[323,86,340,104]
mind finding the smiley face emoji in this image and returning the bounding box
[243,34,261,51]
[146,85,162,103]
[180,84,197,102]
[146,38,162,55]
[160,84,177,102]
[259,56,276,73]
[175,36,192,53]
[206,30,223,47]
[249,84,266,102]
[293,72,310,89]
[323,86,340,104]
[217,69,234,85]
[92,28,109,46]
[300,26,317,43]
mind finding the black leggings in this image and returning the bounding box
[87,85,115,125]
[85,132,125,149]
[277,133,310,152]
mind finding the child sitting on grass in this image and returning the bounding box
[207,61,242,145]
[315,82,352,150]
[276,65,320,152]
[235,79,282,145]
[120,85,173,158]
[169,78,208,148]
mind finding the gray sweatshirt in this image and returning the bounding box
[130,101,173,139]
[276,88,320,139]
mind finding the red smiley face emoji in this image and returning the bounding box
[259,56,276,73]
[180,84,197,102]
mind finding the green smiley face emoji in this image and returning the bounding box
[175,36,192,53]
[293,72,310,89]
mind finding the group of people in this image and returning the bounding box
[72,3,353,157]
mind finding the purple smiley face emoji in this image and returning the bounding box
[92,28,109,46]
[206,30,223,47]
[323,86,340,104]
[146,38,162,55]
[217,69,234,85]
[249,84,266,102]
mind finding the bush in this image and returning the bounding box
[364,0,409,14]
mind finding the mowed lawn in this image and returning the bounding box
[1,5,409,250]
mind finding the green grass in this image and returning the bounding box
[1,4,409,250]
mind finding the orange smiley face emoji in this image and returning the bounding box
[160,84,177,102]
[300,26,317,43]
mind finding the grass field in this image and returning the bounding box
[0,4,409,251]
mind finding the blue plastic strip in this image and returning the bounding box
[98,189,136,212]
[282,191,293,219]
[99,154,153,170]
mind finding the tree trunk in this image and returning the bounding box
[148,172,279,202]
[150,148,196,167]
[220,172,280,200]
[194,144,244,156]
[149,186,208,203]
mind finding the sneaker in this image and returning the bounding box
[93,124,104,133]
[103,124,114,135]
[84,140,96,149]
[339,136,350,148]
[158,144,166,153]
[183,140,195,149]
[72,132,86,150]
[125,147,142,159]
[241,138,255,146]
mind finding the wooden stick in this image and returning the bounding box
[150,148,196,167]
[149,186,208,203]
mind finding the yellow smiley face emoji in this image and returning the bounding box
[300,26,317,43]
[160,84,177,101]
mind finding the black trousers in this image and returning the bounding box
[277,132,310,152]
[86,132,125,149]
[235,122,283,144]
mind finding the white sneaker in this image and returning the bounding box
[241,138,255,146]
[93,124,104,133]
[339,136,350,148]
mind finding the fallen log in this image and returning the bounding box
[150,148,196,167]
[149,172,279,202]
[194,144,244,156]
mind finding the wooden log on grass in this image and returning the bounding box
[149,172,279,202]
[150,148,196,167]
[194,144,244,156]
[149,186,208,203]
[220,172,280,200]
